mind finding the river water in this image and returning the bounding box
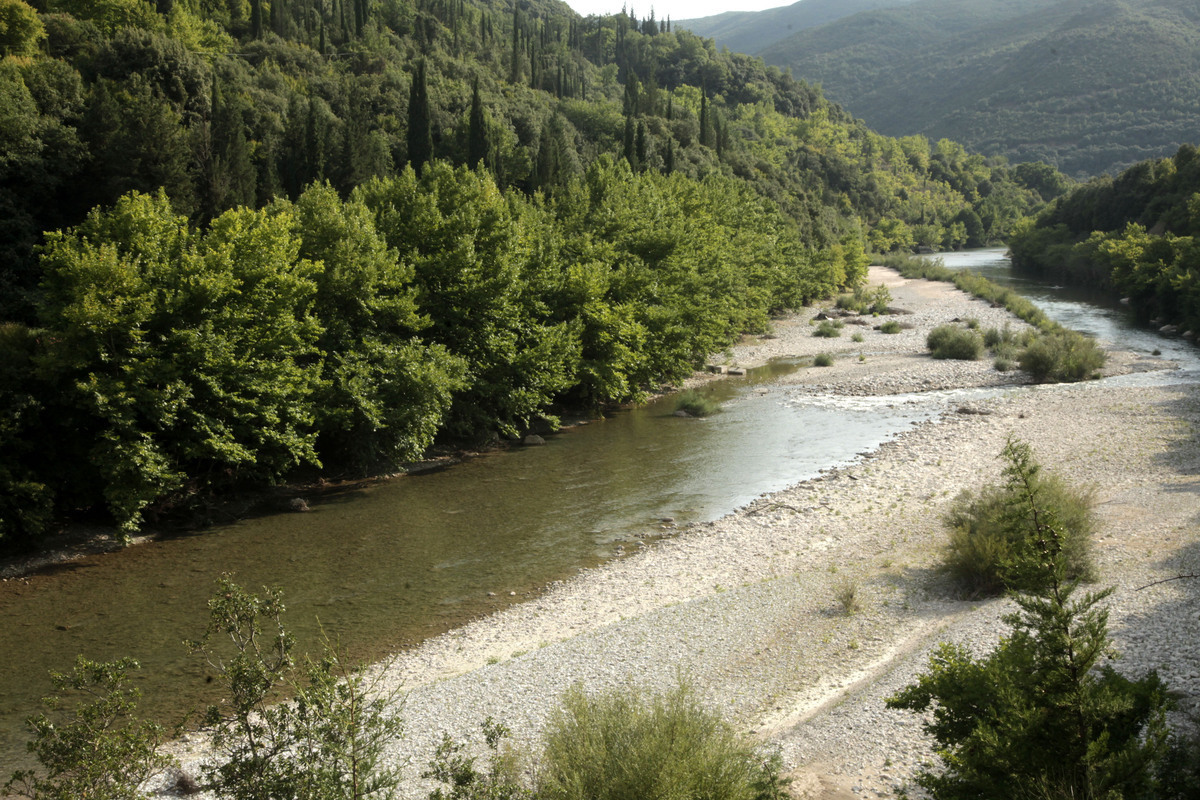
[0,249,1191,769]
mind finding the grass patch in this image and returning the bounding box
[674,389,720,417]
[834,578,861,615]
[813,352,834,367]
[851,331,864,343]
[879,320,902,334]
[539,683,789,800]
[927,324,983,360]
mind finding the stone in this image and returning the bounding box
[523,434,546,446]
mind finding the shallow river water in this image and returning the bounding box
[0,249,1192,769]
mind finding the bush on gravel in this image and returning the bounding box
[927,325,983,360]
[539,683,789,800]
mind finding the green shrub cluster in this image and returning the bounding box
[943,461,1096,597]
[1019,330,1106,382]
[538,684,787,800]
[836,283,892,314]
[812,319,844,337]
[892,439,1171,799]
[879,320,903,334]
[813,352,834,367]
[926,324,983,360]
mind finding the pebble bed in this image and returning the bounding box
[165,268,1200,799]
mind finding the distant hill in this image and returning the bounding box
[676,0,915,56]
[721,0,1200,177]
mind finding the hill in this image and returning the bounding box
[748,0,1200,177]
[676,0,914,57]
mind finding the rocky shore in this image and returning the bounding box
[172,267,1200,798]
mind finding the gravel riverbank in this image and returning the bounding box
[170,267,1200,798]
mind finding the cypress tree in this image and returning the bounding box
[250,0,263,38]
[664,138,674,174]
[407,59,433,172]
[467,78,488,169]
[635,120,647,171]
[699,93,711,148]
[623,115,636,169]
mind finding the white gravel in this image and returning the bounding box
[166,268,1200,799]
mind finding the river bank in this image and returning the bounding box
[161,265,1200,798]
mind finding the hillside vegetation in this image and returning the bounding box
[0,0,1050,549]
[677,0,914,59]
[741,0,1200,177]
[1009,143,1200,333]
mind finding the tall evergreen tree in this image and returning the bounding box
[467,78,488,169]
[407,59,433,172]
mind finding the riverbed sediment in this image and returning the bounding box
[170,267,1200,798]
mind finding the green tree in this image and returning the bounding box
[287,181,465,469]
[36,192,323,532]
[466,77,488,169]
[0,0,43,57]
[406,59,432,172]
[888,439,1171,800]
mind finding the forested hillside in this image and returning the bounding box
[0,0,1050,549]
[677,0,913,58]
[1009,143,1200,333]
[749,0,1200,177]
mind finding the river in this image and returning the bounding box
[0,248,1190,770]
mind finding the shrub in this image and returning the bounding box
[538,683,788,800]
[993,357,1016,372]
[851,332,864,343]
[942,440,1095,597]
[3,657,175,800]
[833,578,860,615]
[674,389,720,417]
[1019,330,1106,382]
[424,718,530,800]
[187,576,404,800]
[926,325,983,360]
[890,438,1170,800]
[836,283,892,314]
[812,319,843,338]
[879,320,902,334]
[813,352,833,367]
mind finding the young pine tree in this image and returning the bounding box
[888,439,1171,800]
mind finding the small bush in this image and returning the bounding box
[813,319,843,338]
[879,320,902,334]
[834,578,861,615]
[837,283,892,314]
[813,352,833,367]
[539,683,788,800]
[851,332,864,343]
[3,657,175,800]
[927,325,983,360]
[943,446,1096,596]
[1019,331,1106,382]
[675,390,720,417]
[993,357,1016,372]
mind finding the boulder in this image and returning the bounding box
[523,434,546,446]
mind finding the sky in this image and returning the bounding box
[562,0,792,22]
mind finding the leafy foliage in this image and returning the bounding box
[185,576,404,800]
[3,657,174,800]
[1010,144,1200,336]
[890,439,1172,800]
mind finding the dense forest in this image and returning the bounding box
[1009,143,1200,333]
[0,0,1054,550]
[727,0,1200,178]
